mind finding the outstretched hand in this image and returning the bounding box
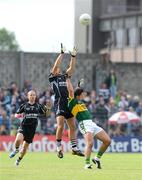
[69,46,78,57]
[78,78,84,88]
[61,43,66,54]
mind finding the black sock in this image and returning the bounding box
[18,157,22,161]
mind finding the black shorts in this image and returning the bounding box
[18,123,37,144]
[54,98,73,119]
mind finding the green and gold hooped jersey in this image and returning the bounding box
[68,97,92,122]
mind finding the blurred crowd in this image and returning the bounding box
[0,77,142,137]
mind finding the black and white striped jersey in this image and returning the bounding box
[17,102,46,125]
[49,73,68,100]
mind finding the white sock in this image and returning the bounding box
[15,149,19,152]
[57,146,62,152]
[72,147,79,151]
[94,157,100,161]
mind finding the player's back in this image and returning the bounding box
[49,73,68,100]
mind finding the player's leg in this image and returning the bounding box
[9,133,24,158]
[84,132,93,169]
[56,115,64,158]
[15,141,29,166]
[66,117,84,156]
[92,130,111,169]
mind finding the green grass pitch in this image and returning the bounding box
[0,152,142,180]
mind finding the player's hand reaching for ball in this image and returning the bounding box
[69,46,78,57]
[61,43,66,54]
[78,78,84,88]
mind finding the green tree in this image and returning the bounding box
[0,28,20,51]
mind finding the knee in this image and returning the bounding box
[21,146,27,153]
[105,137,111,146]
[87,141,93,149]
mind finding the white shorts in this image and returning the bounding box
[78,120,103,136]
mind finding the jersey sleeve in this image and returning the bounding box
[16,103,25,114]
[48,73,56,83]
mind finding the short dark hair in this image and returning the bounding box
[74,88,84,97]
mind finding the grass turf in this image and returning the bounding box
[0,152,142,180]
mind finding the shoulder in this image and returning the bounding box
[20,102,27,108]
[36,103,41,107]
[49,73,57,81]
[68,97,78,104]
[37,103,45,108]
[17,102,27,113]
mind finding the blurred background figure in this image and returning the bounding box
[95,95,109,131]
[105,69,117,99]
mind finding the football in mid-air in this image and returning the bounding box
[79,13,91,25]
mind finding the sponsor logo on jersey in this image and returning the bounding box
[59,82,67,86]
[25,113,38,118]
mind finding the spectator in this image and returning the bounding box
[0,110,10,135]
[46,120,56,135]
[128,106,134,112]
[118,95,128,110]
[0,81,141,137]
[105,69,117,98]
[98,83,110,103]
[0,124,7,135]
[135,101,142,117]
[0,89,11,115]
[88,99,96,120]
[9,82,19,96]
[10,114,21,135]
[90,90,96,101]
[23,80,32,92]
[95,95,109,130]
[131,96,140,110]
[108,99,118,117]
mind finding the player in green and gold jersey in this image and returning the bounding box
[66,78,111,169]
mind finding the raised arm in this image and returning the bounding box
[66,47,77,77]
[66,78,74,98]
[51,43,65,75]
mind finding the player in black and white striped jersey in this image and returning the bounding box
[9,90,50,166]
[49,44,84,158]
